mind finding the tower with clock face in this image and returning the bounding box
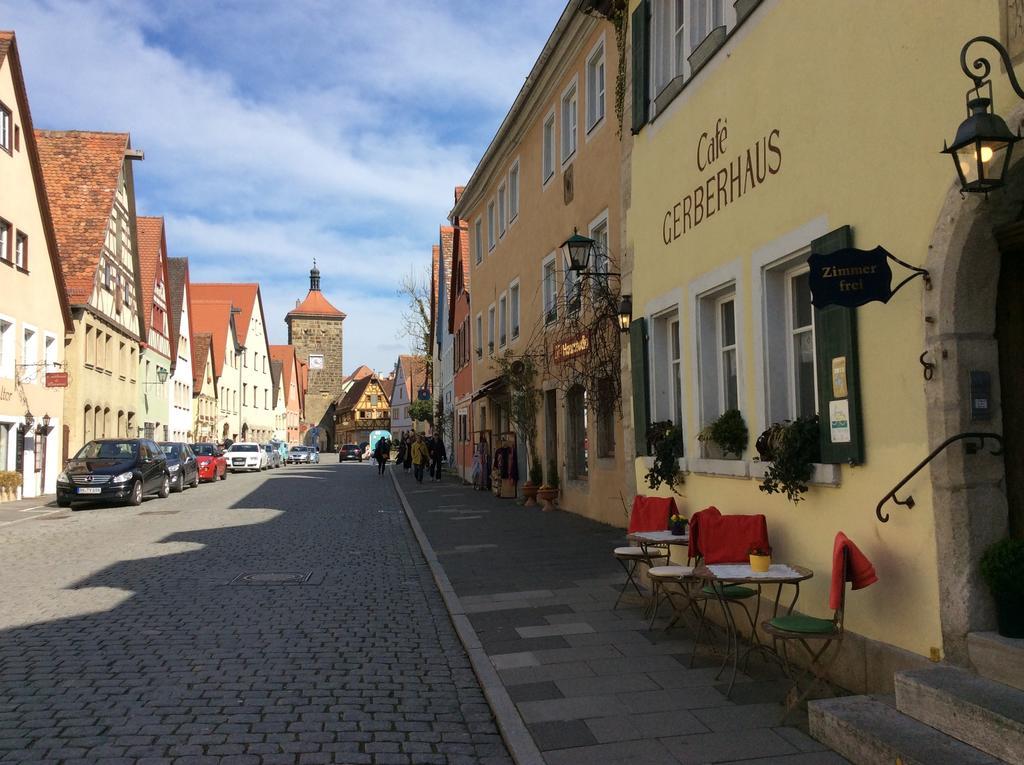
[285,263,346,450]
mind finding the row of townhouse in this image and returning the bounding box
[427,1,1024,696]
[0,30,310,499]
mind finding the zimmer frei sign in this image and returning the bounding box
[807,246,930,308]
[662,117,782,244]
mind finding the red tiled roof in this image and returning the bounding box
[0,31,11,67]
[191,332,213,393]
[286,289,346,319]
[346,364,374,382]
[136,216,170,353]
[35,129,130,305]
[380,375,395,402]
[191,283,259,345]
[190,299,235,377]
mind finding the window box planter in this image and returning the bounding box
[687,25,727,75]
[690,457,750,479]
[749,461,840,486]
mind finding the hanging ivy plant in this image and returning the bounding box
[697,409,748,459]
[409,399,434,424]
[757,416,821,503]
[644,420,685,495]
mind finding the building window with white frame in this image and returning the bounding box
[475,314,483,356]
[542,111,555,183]
[762,254,817,424]
[474,218,483,264]
[567,385,588,479]
[22,326,36,383]
[0,218,10,262]
[561,82,577,163]
[563,254,581,315]
[651,309,684,429]
[509,162,520,221]
[586,40,606,132]
[510,281,520,340]
[651,0,685,95]
[589,213,609,281]
[689,0,724,50]
[487,305,495,354]
[0,318,13,378]
[0,103,10,153]
[498,293,507,347]
[14,231,26,270]
[787,269,816,418]
[717,296,738,411]
[542,255,557,325]
[44,334,57,372]
[487,200,496,251]
[696,283,739,427]
[498,183,507,237]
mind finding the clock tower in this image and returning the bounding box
[286,262,346,450]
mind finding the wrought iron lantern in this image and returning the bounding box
[561,231,597,272]
[943,36,1024,195]
[41,413,51,431]
[617,295,633,333]
[157,367,169,384]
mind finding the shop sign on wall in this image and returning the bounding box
[553,333,590,363]
[808,246,929,309]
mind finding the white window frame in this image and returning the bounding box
[498,182,507,238]
[498,292,508,348]
[563,251,581,316]
[650,305,684,430]
[560,77,578,165]
[509,279,521,341]
[784,263,817,419]
[487,200,496,251]
[588,208,610,284]
[475,313,483,356]
[21,323,38,383]
[0,314,15,379]
[0,103,10,153]
[43,333,58,372]
[487,304,496,355]
[542,253,557,326]
[508,160,520,223]
[542,109,556,186]
[688,0,725,52]
[0,218,10,263]
[585,35,607,135]
[14,231,26,270]
[474,217,483,264]
[714,294,738,414]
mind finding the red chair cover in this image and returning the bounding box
[700,514,770,564]
[627,495,678,533]
[830,532,877,610]
[687,505,722,560]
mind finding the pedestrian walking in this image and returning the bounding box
[430,436,447,482]
[396,435,407,471]
[412,435,430,483]
[403,433,413,473]
[373,437,389,476]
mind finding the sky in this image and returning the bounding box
[3,0,565,375]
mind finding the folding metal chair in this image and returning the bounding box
[612,545,669,608]
[763,548,848,723]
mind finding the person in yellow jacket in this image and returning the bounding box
[411,435,430,483]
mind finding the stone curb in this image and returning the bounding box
[389,468,545,765]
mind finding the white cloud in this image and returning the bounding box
[2,0,560,372]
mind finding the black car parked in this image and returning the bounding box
[57,438,171,508]
[159,442,200,492]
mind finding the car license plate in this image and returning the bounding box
[77,487,102,494]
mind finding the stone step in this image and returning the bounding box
[969,631,1024,692]
[895,666,1024,764]
[809,695,1005,765]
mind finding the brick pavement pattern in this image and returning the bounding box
[396,471,850,765]
[0,462,513,764]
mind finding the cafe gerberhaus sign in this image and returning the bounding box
[662,118,782,244]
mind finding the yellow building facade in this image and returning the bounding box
[453,6,629,523]
[625,0,1023,689]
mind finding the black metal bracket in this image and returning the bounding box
[876,432,1004,522]
[919,351,935,381]
[961,36,1024,100]
[886,251,931,298]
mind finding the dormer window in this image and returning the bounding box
[0,103,11,154]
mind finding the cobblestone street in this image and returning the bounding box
[0,463,512,765]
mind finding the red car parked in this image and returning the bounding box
[191,443,227,482]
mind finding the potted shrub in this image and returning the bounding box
[697,409,748,459]
[644,421,685,495]
[749,545,772,573]
[756,416,821,503]
[669,513,688,536]
[980,537,1024,638]
[538,459,560,512]
[522,455,543,507]
[0,471,21,503]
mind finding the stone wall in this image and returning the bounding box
[287,315,345,444]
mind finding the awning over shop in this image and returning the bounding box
[471,376,507,402]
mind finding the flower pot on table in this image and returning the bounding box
[749,553,771,573]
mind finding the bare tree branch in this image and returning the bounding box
[397,266,433,380]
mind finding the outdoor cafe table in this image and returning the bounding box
[694,563,813,696]
[628,529,690,558]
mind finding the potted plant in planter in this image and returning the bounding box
[756,416,821,503]
[0,471,21,503]
[669,513,688,536]
[538,458,560,512]
[749,545,772,573]
[697,409,748,459]
[644,421,685,495]
[522,455,543,507]
[980,537,1024,638]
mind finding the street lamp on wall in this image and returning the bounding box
[943,36,1023,195]
[616,295,633,333]
[561,231,597,272]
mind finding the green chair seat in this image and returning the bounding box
[769,614,837,634]
[702,584,757,599]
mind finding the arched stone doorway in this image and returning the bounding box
[924,109,1024,662]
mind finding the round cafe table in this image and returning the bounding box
[693,563,814,696]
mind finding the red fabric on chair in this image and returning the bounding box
[830,532,877,610]
[627,495,678,533]
[700,514,770,564]
[687,505,722,560]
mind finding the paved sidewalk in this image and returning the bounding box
[392,470,848,765]
[0,493,59,526]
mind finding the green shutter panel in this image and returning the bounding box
[630,317,651,456]
[812,225,865,465]
[631,0,650,134]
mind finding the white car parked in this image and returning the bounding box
[225,442,268,472]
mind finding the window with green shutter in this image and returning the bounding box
[812,225,865,465]
[630,317,651,455]
[631,0,650,134]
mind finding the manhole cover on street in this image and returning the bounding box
[139,510,180,515]
[230,571,313,585]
